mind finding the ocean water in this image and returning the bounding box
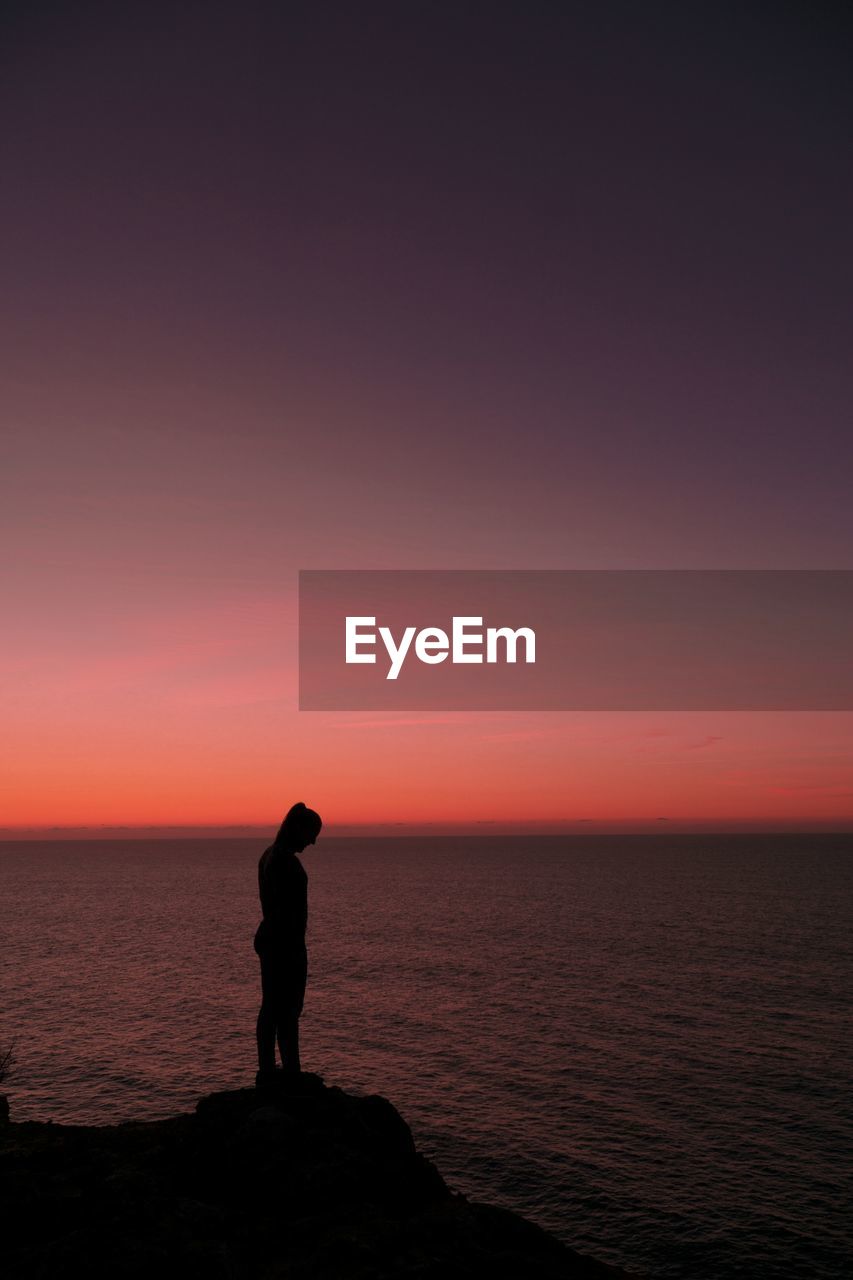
[1,834,851,1279]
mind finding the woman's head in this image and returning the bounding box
[275,801,322,853]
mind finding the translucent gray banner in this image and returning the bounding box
[298,570,853,710]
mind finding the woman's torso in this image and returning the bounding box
[256,846,308,952]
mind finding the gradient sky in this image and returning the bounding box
[2,2,852,830]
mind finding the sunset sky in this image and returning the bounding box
[2,3,852,831]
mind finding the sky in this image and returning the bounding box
[2,1,852,831]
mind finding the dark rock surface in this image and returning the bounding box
[0,1075,633,1278]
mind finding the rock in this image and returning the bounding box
[0,1077,636,1278]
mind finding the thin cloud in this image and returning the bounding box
[329,716,473,729]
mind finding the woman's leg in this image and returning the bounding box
[256,953,278,1074]
[276,1013,301,1075]
[257,1005,277,1074]
[275,953,306,1073]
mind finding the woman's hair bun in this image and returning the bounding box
[274,801,322,848]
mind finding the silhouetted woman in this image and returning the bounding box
[254,802,322,1085]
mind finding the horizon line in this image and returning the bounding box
[1,820,851,841]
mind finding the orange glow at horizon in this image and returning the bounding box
[2,587,853,830]
[3,698,853,828]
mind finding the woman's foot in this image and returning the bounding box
[254,1066,281,1089]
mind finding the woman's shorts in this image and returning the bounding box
[255,924,307,1018]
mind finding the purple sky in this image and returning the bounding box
[2,3,852,828]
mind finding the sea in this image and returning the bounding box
[1,834,851,1279]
